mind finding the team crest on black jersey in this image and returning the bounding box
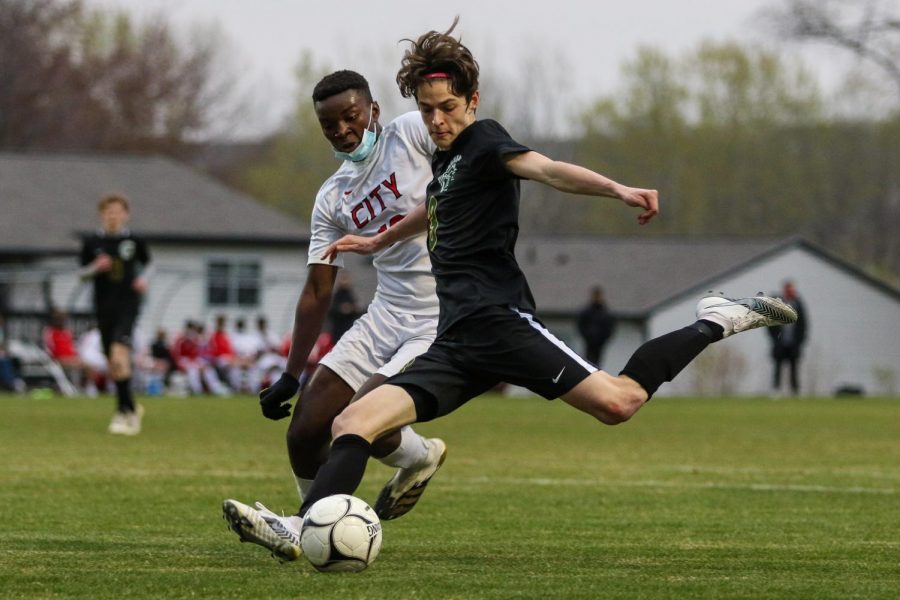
[437,155,461,192]
[118,239,136,260]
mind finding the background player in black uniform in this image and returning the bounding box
[80,194,151,435]
[294,20,797,521]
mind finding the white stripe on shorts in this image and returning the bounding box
[511,307,598,374]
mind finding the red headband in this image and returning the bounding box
[423,72,450,80]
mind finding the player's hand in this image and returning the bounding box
[132,277,148,293]
[93,254,113,272]
[618,187,659,225]
[321,233,386,262]
[259,372,300,420]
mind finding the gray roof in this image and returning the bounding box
[517,236,788,317]
[1,152,309,255]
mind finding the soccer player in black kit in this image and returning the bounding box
[80,194,151,435]
[286,20,797,524]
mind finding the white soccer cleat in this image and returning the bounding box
[108,411,129,435]
[696,292,798,338]
[123,404,144,436]
[374,438,447,521]
[222,499,302,562]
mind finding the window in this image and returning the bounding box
[206,259,261,307]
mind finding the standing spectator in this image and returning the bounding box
[577,286,616,368]
[327,271,361,341]
[79,193,151,435]
[767,280,808,396]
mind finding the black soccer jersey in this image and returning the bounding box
[80,231,151,315]
[425,119,535,335]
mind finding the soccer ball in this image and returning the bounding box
[300,494,383,572]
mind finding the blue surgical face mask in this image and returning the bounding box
[334,104,377,162]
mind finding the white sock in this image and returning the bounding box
[378,426,430,469]
[294,475,314,501]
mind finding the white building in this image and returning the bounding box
[0,152,318,342]
[519,236,900,397]
[3,153,897,397]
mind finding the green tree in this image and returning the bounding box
[0,0,237,153]
[237,52,335,221]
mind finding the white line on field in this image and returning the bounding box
[454,476,896,495]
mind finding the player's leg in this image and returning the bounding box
[297,342,494,517]
[591,291,798,417]
[297,384,419,516]
[223,364,351,562]
[365,326,448,520]
[286,365,355,494]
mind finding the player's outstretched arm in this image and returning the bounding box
[505,151,659,225]
[259,263,336,420]
[321,202,428,261]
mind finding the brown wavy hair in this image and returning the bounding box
[396,17,480,102]
[98,193,129,212]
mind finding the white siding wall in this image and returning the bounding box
[36,244,309,341]
[650,247,900,397]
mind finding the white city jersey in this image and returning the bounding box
[308,111,438,316]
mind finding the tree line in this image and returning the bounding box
[1,0,897,284]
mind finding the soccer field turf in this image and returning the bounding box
[1,393,897,599]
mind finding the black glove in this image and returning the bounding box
[259,372,300,420]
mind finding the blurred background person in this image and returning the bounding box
[171,320,229,396]
[229,317,263,393]
[79,193,151,435]
[208,314,236,384]
[76,326,107,397]
[768,280,808,396]
[253,315,286,388]
[577,286,615,368]
[327,271,361,342]
[42,309,85,390]
[0,313,24,393]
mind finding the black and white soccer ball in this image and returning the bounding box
[300,494,383,572]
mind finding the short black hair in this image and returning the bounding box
[312,70,372,103]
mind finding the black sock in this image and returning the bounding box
[115,379,135,413]
[298,434,372,516]
[620,322,719,399]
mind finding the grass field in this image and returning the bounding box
[1,393,898,599]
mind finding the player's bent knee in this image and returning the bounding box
[598,400,635,425]
[110,359,130,380]
[330,404,369,440]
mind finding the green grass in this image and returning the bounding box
[1,393,898,599]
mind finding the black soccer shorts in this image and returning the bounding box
[387,305,597,421]
[97,310,138,355]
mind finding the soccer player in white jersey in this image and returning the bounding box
[223,71,445,562]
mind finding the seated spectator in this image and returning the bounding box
[254,316,286,389]
[207,314,236,383]
[0,313,25,393]
[76,326,108,397]
[171,320,229,396]
[150,328,177,386]
[43,309,86,389]
[229,317,264,393]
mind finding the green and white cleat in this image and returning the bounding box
[222,499,302,562]
[374,438,447,521]
[696,292,797,338]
